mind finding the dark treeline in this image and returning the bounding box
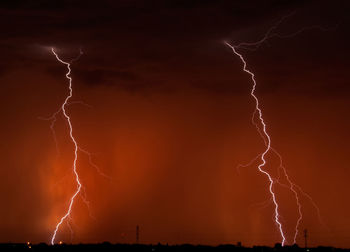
[0,243,348,252]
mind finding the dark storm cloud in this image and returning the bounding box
[75,68,139,86]
[45,65,139,85]
[0,0,307,47]
[0,64,11,77]
[0,0,348,94]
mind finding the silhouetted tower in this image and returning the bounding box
[136,225,139,244]
[304,229,308,249]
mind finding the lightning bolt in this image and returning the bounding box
[225,41,286,245]
[225,15,334,246]
[50,48,83,245]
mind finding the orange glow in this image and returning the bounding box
[0,1,349,248]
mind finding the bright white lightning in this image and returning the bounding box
[225,16,332,245]
[50,48,83,245]
[250,110,303,244]
[225,42,286,245]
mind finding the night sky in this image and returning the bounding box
[1,0,350,248]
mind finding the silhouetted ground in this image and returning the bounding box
[0,243,349,252]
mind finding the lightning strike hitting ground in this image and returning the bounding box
[225,42,286,245]
[225,15,332,245]
[41,51,110,243]
[250,109,303,244]
[50,48,83,245]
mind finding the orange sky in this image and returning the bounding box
[0,0,350,248]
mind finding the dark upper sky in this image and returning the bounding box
[1,0,350,248]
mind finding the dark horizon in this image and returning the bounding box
[1,242,349,252]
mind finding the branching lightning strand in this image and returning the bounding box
[225,42,286,245]
[50,48,83,245]
[225,14,334,245]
